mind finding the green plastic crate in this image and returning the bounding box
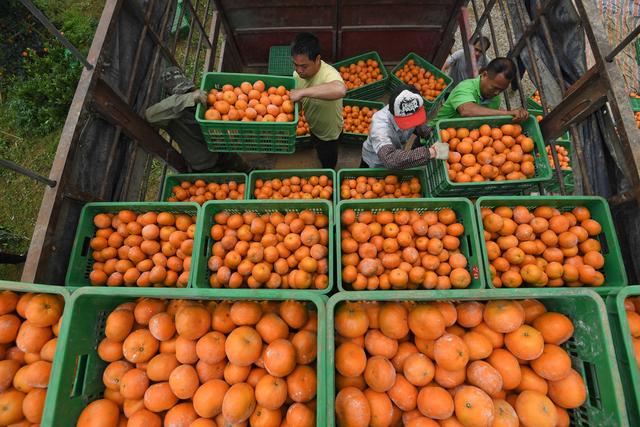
[630,96,640,111]
[426,115,552,197]
[332,51,388,100]
[475,196,627,294]
[341,98,385,145]
[247,169,337,205]
[43,287,326,427]
[195,72,298,153]
[326,288,628,427]
[545,139,575,194]
[161,172,248,201]
[335,198,485,291]
[296,98,384,145]
[336,167,430,201]
[0,281,70,427]
[268,45,294,76]
[389,52,453,115]
[528,91,543,110]
[65,202,201,288]
[191,199,334,293]
[606,286,640,425]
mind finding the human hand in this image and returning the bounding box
[289,89,304,102]
[430,142,450,160]
[510,107,530,122]
[192,89,208,105]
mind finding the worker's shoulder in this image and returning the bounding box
[451,76,478,92]
[319,60,343,81]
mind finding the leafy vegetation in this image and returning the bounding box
[0,0,102,279]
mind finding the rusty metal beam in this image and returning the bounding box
[538,67,608,141]
[606,24,640,62]
[21,0,124,283]
[506,0,555,59]
[211,0,244,67]
[468,0,498,43]
[204,10,221,72]
[432,0,469,66]
[92,78,188,171]
[459,7,478,77]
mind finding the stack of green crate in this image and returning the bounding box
[296,98,384,146]
[528,108,573,194]
[336,167,430,200]
[389,52,452,115]
[341,98,385,144]
[268,45,294,76]
[161,172,249,201]
[475,196,627,295]
[195,72,298,153]
[0,281,70,427]
[191,199,334,293]
[247,169,337,204]
[527,91,543,110]
[335,198,485,291]
[327,288,628,426]
[42,287,327,426]
[65,202,201,289]
[426,116,552,196]
[332,51,388,100]
[607,286,640,426]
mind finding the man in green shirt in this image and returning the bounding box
[435,57,529,122]
[290,33,346,168]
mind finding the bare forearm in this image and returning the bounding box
[457,102,508,118]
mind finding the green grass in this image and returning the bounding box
[0,0,103,280]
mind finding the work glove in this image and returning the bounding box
[192,89,208,105]
[430,142,450,160]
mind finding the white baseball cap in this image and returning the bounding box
[393,89,427,129]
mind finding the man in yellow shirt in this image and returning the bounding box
[290,33,347,168]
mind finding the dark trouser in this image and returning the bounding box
[311,132,342,169]
[359,158,370,168]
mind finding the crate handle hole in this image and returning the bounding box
[582,361,602,409]
[465,233,473,258]
[597,233,610,256]
[71,354,89,397]
[80,237,91,257]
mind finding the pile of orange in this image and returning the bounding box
[340,208,472,290]
[204,81,295,122]
[77,298,318,426]
[532,90,541,105]
[630,91,640,99]
[340,175,422,200]
[297,105,379,136]
[395,59,448,101]
[440,124,537,183]
[207,209,330,290]
[88,210,196,287]
[0,291,63,425]
[480,205,606,288]
[167,179,245,204]
[253,176,333,200]
[545,145,571,170]
[624,297,640,369]
[338,59,384,90]
[296,111,310,136]
[635,111,640,129]
[334,298,585,426]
